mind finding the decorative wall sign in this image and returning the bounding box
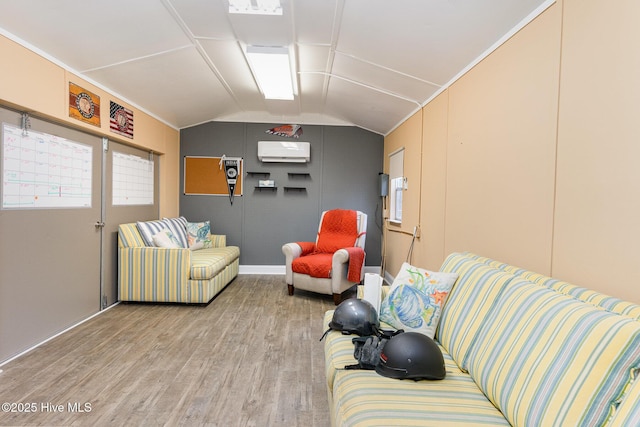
[222,156,241,205]
[266,124,303,138]
[109,101,134,139]
[69,82,101,127]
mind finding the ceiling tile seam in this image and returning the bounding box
[300,71,422,107]
[320,0,345,119]
[80,45,194,73]
[286,0,302,107]
[161,0,243,110]
[333,50,442,88]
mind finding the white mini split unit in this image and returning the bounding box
[257,141,310,163]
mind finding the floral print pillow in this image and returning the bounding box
[186,221,213,249]
[379,263,458,338]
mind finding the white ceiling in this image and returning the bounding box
[0,0,551,135]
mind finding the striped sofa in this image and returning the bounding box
[323,252,640,426]
[118,222,240,304]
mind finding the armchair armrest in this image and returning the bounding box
[282,243,304,284]
[332,247,366,289]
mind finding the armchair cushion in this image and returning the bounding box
[292,253,334,278]
[316,209,359,252]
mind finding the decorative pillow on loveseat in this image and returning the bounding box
[152,228,182,249]
[186,221,213,249]
[136,220,168,247]
[161,216,189,248]
[379,262,458,338]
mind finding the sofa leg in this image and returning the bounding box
[333,293,342,305]
[287,284,294,296]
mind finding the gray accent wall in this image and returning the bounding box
[180,122,384,266]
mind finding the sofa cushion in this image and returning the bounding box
[379,262,458,339]
[152,228,181,248]
[186,221,213,249]
[190,247,239,280]
[161,216,189,248]
[469,252,640,320]
[466,280,640,427]
[136,220,166,246]
[118,223,146,248]
[436,253,517,372]
[331,350,510,427]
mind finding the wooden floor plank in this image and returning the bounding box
[0,275,342,427]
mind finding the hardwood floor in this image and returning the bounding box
[0,275,342,427]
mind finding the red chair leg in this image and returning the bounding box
[287,284,294,296]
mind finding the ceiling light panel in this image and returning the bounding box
[229,0,282,16]
[246,46,295,100]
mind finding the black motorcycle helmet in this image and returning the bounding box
[375,332,446,380]
[323,298,379,338]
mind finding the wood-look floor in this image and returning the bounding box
[0,275,344,427]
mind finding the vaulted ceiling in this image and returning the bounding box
[0,0,551,135]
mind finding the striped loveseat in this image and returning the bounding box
[118,221,240,304]
[323,252,640,426]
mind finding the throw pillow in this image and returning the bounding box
[136,220,166,247]
[379,262,458,338]
[161,216,189,248]
[152,228,181,249]
[186,221,213,249]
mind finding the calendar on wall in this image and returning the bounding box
[2,123,92,209]
[112,151,154,205]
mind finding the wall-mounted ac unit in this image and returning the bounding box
[257,141,310,163]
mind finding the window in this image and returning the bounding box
[388,148,404,224]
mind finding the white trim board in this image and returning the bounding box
[238,265,382,275]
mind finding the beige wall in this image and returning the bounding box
[0,35,180,217]
[383,0,640,303]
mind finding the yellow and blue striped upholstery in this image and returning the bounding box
[437,252,517,371]
[466,252,640,320]
[331,350,510,427]
[327,252,640,426]
[118,223,239,304]
[607,367,640,426]
[465,280,640,426]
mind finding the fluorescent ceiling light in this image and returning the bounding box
[246,46,295,100]
[229,0,282,15]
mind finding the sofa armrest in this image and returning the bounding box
[118,246,191,302]
[209,234,227,248]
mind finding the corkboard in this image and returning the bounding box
[184,156,243,195]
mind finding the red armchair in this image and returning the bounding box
[282,209,367,304]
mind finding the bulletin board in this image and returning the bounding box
[184,156,243,196]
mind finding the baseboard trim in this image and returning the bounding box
[238,265,382,276]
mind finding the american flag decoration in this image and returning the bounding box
[109,101,134,139]
[266,124,303,138]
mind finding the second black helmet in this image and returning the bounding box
[329,298,379,336]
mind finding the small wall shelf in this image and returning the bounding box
[254,186,277,192]
[284,186,307,192]
[246,171,270,177]
[287,172,310,178]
